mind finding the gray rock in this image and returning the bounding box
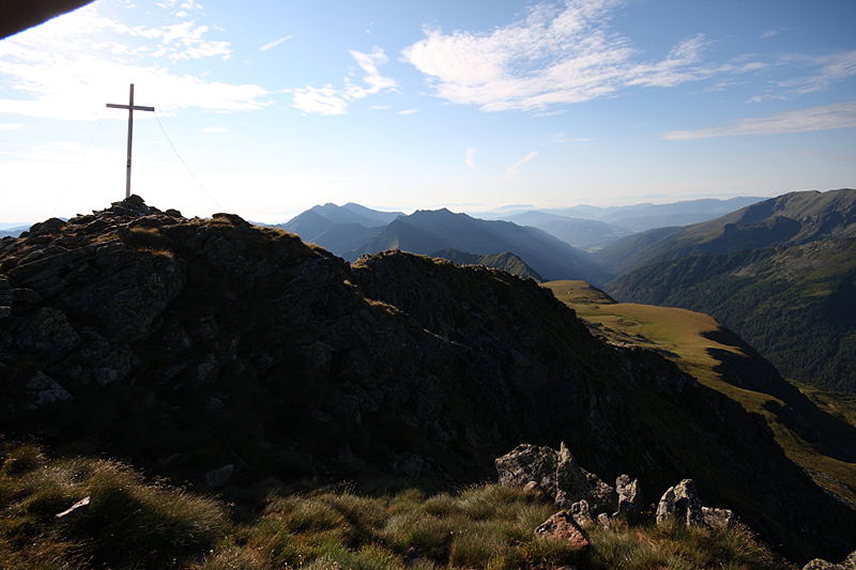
[26,371,72,409]
[496,443,559,498]
[555,442,617,513]
[205,464,234,488]
[802,550,856,570]
[16,306,80,356]
[702,506,734,530]
[614,474,639,519]
[656,479,703,527]
[568,499,594,528]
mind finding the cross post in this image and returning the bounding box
[106,83,155,198]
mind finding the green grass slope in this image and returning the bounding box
[0,442,790,570]
[609,237,856,392]
[596,188,856,275]
[544,280,856,510]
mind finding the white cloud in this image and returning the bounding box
[292,47,397,115]
[201,126,228,133]
[779,50,856,94]
[662,102,856,140]
[397,109,419,115]
[260,35,293,52]
[0,123,23,130]
[465,147,477,170]
[0,2,269,121]
[506,151,538,175]
[292,85,349,116]
[402,0,731,112]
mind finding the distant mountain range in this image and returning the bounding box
[604,189,856,392]
[479,197,764,232]
[504,211,631,250]
[596,189,856,274]
[0,225,29,238]
[279,204,607,283]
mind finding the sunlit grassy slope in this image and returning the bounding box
[544,280,856,506]
[0,443,788,570]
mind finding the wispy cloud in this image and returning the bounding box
[402,0,735,112]
[201,126,228,133]
[506,151,538,175]
[778,50,856,94]
[0,123,23,130]
[465,147,477,170]
[759,29,781,39]
[397,109,419,115]
[260,35,293,52]
[662,102,856,140]
[291,47,397,115]
[553,132,593,144]
[0,3,269,121]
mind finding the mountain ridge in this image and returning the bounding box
[3,196,853,562]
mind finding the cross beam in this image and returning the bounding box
[106,84,155,198]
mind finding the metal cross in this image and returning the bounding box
[106,84,155,198]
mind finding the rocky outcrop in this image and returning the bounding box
[555,443,617,512]
[495,444,560,498]
[495,443,616,515]
[702,506,735,530]
[1,196,854,564]
[498,448,735,533]
[614,474,639,519]
[656,479,703,527]
[803,551,856,570]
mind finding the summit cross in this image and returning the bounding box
[106,83,155,199]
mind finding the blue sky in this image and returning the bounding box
[0,0,854,223]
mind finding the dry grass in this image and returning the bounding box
[543,280,856,505]
[0,443,789,569]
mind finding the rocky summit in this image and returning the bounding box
[0,196,854,563]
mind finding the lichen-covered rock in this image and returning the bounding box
[656,479,703,527]
[496,444,559,498]
[702,506,734,530]
[569,500,594,528]
[496,443,617,514]
[802,551,856,570]
[534,511,590,551]
[614,474,639,519]
[555,442,617,513]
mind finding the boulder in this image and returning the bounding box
[613,474,639,519]
[702,506,734,530]
[555,442,617,513]
[534,511,590,551]
[568,500,594,528]
[656,479,702,527]
[496,444,559,498]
